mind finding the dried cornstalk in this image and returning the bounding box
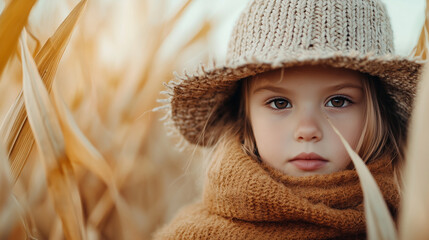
[109,0,196,126]
[0,0,37,76]
[52,86,142,239]
[399,64,429,240]
[84,0,207,232]
[412,0,429,60]
[0,0,87,184]
[20,30,86,240]
[399,1,429,238]
[328,119,398,240]
[0,139,16,239]
[1,0,216,238]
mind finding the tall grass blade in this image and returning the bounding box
[399,58,429,240]
[412,0,429,60]
[398,2,429,238]
[327,119,398,240]
[0,0,87,184]
[181,20,211,50]
[34,0,87,86]
[0,91,33,184]
[20,31,86,240]
[0,139,12,213]
[110,0,195,123]
[0,0,37,77]
[53,87,114,184]
[163,0,192,38]
[52,87,142,238]
[0,138,16,239]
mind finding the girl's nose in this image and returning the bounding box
[293,111,322,142]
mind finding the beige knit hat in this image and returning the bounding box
[167,0,423,146]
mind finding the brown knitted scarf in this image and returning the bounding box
[154,141,399,240]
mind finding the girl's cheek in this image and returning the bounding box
[252,115,287,150]
[330,113,364,146]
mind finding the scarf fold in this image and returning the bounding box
[154,140,399,240]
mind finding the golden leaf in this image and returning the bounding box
[20,30,86,240]
[0,138,16,239]
[328,119,398,240]
[0,0,37,76]
[399,63,429,240]
[53,86,143,239]
[0,0,87,184]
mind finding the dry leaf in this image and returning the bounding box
[0,139,12,215]
[412,2,429,60]
[0,0,214,238]
[53,87,114,184]
[399,64,429,240]
[181,20,212,50]
[0,0,87,184]
[328,119,398,240]
[53,86,142,239]
[163,0,193,39]
[20,30,86,240]
[0,0,37,76]
[398,2,429,238]
[108,0,195,125]
[0,138,16,239]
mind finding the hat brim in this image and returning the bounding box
[170,50,424,146]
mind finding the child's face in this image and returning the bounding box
[248,66,366,176]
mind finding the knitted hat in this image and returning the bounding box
[168,0,423,146]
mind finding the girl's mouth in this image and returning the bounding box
[289,152,328,171]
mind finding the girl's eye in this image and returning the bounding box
[326,96,351,108]
[268,98,291,109]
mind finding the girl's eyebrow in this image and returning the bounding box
[327,83,363,91]
[252,83,362,94]
[252,85,291,94]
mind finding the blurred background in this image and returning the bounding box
[0,0,426,239]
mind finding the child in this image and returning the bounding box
[155,0,422,239]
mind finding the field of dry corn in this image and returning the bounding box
[0,0,221,238]
[0,0,429,239]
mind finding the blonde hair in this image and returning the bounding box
[207,68,406,185]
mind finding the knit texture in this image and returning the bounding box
[154,140,399,239]
[166,0,423,146]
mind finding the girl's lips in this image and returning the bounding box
[289,159,327,171]
[289,152,328,171]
